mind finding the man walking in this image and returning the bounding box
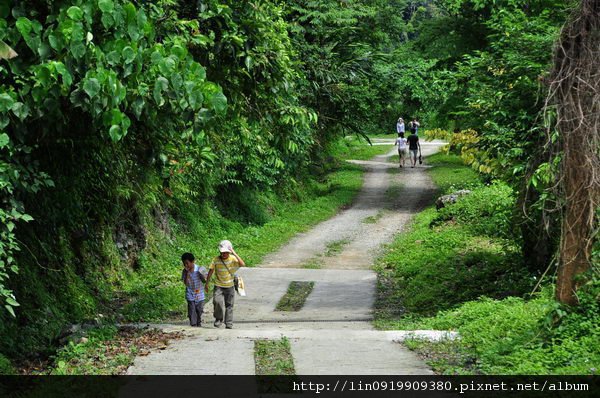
[205,240,246,329]
[410,118,420,135]
[407,130,421,168]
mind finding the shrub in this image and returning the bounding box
[420,283,600,374]
[433,182,517,239]
[424,128,453,141]
[378,208,532,316]
[0,353,15,375]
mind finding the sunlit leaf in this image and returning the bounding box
[98,0,114,13]
[83,78,101,98]
[108,125,122,142]
[209,92,227,114]
[5,305,15,317]
[0,40,17,60]
[0,133,9,148]
[0,93,14,112]
[66,6,83,21]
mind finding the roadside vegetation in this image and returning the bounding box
[13,326,183,375]
[330,136,393,161]
[375,152,599,375]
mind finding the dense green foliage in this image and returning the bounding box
[396,0,569,178]
[433,183,517,239]
[286,0,405,139]
[404,283,600,375]
[0,0,404,361]
[330,136,392,161]
[376,153,598,374]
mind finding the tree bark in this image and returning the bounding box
[550,0,600,305]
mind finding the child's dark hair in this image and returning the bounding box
[399,132,405,138]
[181,252,195,262]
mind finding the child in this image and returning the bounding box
[181,252,207,327]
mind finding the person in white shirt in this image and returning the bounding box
[396,117,405,135]
[395,132,409,168]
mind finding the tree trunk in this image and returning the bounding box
[549,0,600,305]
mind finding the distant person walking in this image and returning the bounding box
[205,240,246,329]
[410,118,420,135]
[407,131,421,168]
[395,132,409,168]
[396,117,405,135]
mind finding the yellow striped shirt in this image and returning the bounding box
[209,255,240,288]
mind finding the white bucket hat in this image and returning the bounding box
[218,240,233,253]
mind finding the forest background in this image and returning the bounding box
[0,0,597,374]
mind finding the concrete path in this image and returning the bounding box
[261,140,444,269]
[127,140,447,375]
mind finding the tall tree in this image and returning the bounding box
[547,0,599,305]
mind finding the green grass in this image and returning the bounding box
[400,284,600,375]
[302,258,323,269]
[385,183,403,206]
[373,207,531,323]
[426,153,481,194]
[366,133,398,139]
[325,239,350,257]
[275,282,315,312]
[254,338,296,375]
[120,162,364,322]
[331,136,393,161]
[47,326,132,375]
[363,211,384,224]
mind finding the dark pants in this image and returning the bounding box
[187,300,204,326]
[213,286,235,327]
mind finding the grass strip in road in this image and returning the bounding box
[363,211,384,224]
[302,257,323,269]
[385,166,404,207]
[325,238,350,257]
[254,338,296,375]
[275,282,315,312]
